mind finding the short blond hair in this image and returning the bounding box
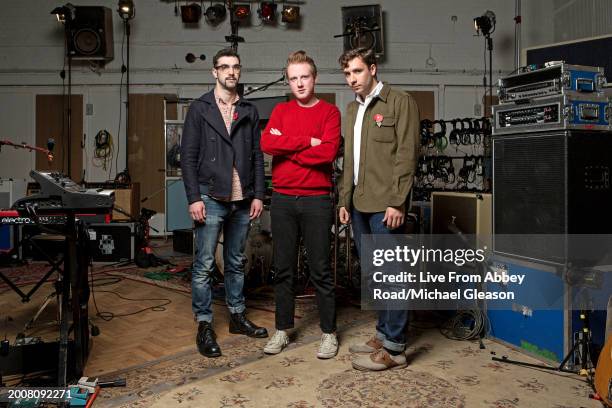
[285,50,317,77]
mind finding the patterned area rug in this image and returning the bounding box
[0,262,114,292]
[0,262,60,290]
[94,307,598,408]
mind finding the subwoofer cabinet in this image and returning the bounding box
[431,192,492,249]
[493,130,612,263]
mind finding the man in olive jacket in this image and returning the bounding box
[181,48,268,359]
[338,47,420,371]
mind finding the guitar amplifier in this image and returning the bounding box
[112,183,140,221]
[431,192,492,249]
[88,222,136,262]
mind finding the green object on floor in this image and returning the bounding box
[144,270,189,281]
[144,271,175,281]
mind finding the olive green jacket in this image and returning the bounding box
[338,83,420,213]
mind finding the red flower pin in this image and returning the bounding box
[233,111,239,121]
[374,113,383,127]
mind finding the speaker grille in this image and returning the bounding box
[68,6,113,61]
[74,29,101,55]
[494,133,566,234]
[493,132,566,262]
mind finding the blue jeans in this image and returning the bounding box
[192,195,251,323]
[351,209,409,352]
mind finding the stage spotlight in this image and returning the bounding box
[281,5,299,24]
[205,3,226,25]
[181,2,202,23]
[233,4,251,20]
[50,3,75,23]
[474,10,496,36]
[258,2,277,23]
[117,0,135,20]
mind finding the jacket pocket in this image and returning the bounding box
[373,117,396,143]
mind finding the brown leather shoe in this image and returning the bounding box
[348,336,383,354]
[352,349,407,371]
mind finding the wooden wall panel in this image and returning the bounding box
[408,91,435,122]
[35,95,83,181]
[128,94,176,214]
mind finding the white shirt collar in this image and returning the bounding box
[356,81,383,105]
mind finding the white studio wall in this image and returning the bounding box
[2,0,606,182]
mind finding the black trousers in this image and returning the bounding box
[270,192,336,333]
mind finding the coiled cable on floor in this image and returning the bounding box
[440,309,489,341]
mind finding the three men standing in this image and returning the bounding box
[181,47,418,371]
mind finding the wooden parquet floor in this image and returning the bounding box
[0,271,276,378]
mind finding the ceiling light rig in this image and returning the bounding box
[205,2,226,25]
[170,1,302,51]
[233,3,251,20]
[474,10,496,37]
[181,2,202,23]
[51,3,76,24]
[258,2,277,24]
[117,0,135,20]
[281,5,299,24]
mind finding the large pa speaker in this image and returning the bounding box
[493,130,612,263]
[341,5,384,56]
[68,6,114,61]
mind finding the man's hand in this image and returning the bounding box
[382,206,404,230]
[310,137,321,146]
[339,206,350,224]
[189,201,206,223]
[270,128,282,136]
[250,198,263,220]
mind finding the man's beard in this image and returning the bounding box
[221,77,237,89]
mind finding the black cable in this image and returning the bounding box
[91,276,122,287]
[440,309,489,341]
[89,267,172,322]
[483,34,487,105]
[114,26,126,181]
[94,291,172,321]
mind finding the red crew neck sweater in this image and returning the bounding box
[260,99,341,196]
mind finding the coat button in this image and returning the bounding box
[211,157,216,161]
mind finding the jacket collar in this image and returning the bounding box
[198,89,251,141]
[199,88,252,107]
[377,82,390,103]
[199,90,230,140]
[349,81,390,109]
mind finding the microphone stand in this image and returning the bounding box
[0,140,54,162]
[116,16,132,183]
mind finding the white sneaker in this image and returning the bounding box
[263,330,289,354]
[317,333,338,359]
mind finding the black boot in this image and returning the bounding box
[229,312,268,338]
[196,321,221,357]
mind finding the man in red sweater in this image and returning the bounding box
[260,51,341,359]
